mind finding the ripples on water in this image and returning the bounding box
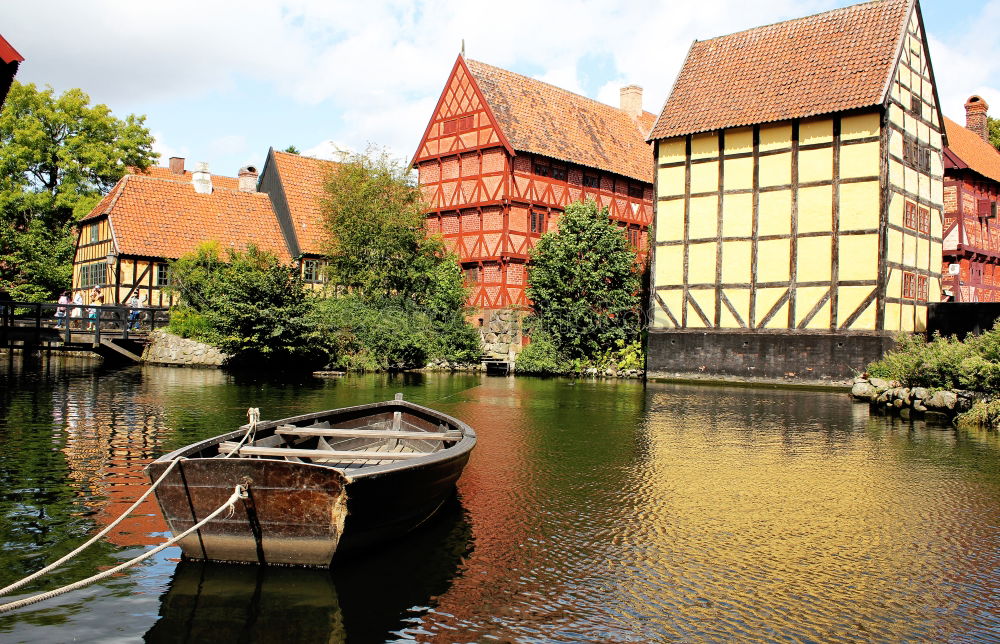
[1,354,1000,642]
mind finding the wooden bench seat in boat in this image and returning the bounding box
[274,425,461,441]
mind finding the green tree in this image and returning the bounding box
[527,199,642,360]
[322,149,435,301]
[0,81,156,300]
[989,116,1000,152]
[283,145,300,154]
[317,148,480,367]
[168,243,325,368]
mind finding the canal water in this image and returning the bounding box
[1,357,999,643]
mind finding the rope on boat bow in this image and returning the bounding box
[0,484,247,615]
[223,407,260,459]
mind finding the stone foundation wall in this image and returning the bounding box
[647,331,896,382]
[141,330,229,367]
[480,309,523,360]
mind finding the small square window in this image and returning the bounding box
[156,263,170,287]
[551,166,567,181]
[583,175,600,189]
[910,95,922,118]
[533,161,550,178]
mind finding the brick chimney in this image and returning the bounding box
[192,161,212,194]
[168,156,185,175]
[965,95,990,142]
[238,165,259,193]
[620,85,643,119]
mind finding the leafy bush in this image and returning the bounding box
[166,307,212,340]
[310,295,480,371]
[515,331,572,375]
[167,243,326,369]
[867,321,1000,392]
[958,399,1000,428]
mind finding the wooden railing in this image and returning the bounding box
[0,300,170,346]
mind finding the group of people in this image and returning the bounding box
[54,288,147,331]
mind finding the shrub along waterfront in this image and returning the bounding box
[516,200,645,376]
[863,322,1000,427]
[167,150,480,372]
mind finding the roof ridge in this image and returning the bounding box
[466,58,655,120]
[694,0,904,45]
[273,150,340,164]
[132,167,239,181]
[104,175,130,215]
[125,173,266,196]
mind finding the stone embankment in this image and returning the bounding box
[423,359,484,372]
[849,376,976,421]
[141,330,229,367]
[581,367,644,379]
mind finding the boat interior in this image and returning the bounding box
[214,408,464,471]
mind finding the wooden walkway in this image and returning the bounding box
[0,300,169,363]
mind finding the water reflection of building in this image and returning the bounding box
[57,372,168,546]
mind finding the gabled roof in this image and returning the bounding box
[650,0,912,140]
[944,116,1000,185]
[264,150,338,256]
[464,59,655,183]
[131,165,240,191]
[0,34,23,64]
[79,174,291,262]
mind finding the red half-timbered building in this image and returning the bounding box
[942,96,1000,302]
[413,55,655,311]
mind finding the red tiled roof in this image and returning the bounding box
[944,116,1000,184]
[271,151,339,256]
[650,0,912,140]
[465,59,655,183]
[80,175,290,262]
[131,165,240,191]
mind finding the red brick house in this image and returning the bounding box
[942,96,1000,301]
[413,55,655,313]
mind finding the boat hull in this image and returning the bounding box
[146,400,475,567]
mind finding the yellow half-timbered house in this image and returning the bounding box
[647,0,945,380]
[73,159,290,307]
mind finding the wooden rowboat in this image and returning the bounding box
[146,395,475,567]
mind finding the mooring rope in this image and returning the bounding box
[0,484,247,615]
[224,407,260,459]
[0,457,183,598]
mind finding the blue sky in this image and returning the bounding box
[5,0,999,177]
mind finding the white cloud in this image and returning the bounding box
[150,132,187,165]
[301,139,353,161]
[5,0,998,173]
[928,1,1000,125]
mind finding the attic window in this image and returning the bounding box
[443,119,458,135]
[533,161,550,178]
[910,94,922,118]
[551,166,567,181]
[459,116,475,131]
[628,184,643,199]
[583,174,600,189]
